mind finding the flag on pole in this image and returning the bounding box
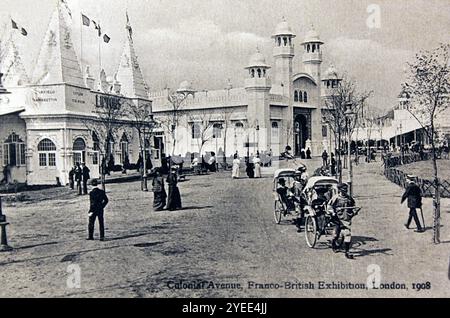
[126,11,133,39]
[103,34,110,43]
[11,19,18,30]
[82,14,90,26]
[61,0,72,19]
[21,28,27,36]
[92,20,101,37]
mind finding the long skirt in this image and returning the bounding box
[167,186,182,211]
[153,190,167,211]
[254,163,261,178]
[232,164,240,179]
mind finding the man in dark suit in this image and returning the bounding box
[401,175,424,233]
[87,179,109,241]
[74,163,82,195]
[81,163,91,195]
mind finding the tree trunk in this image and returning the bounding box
[431,128,441,244]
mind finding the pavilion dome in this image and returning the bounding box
[302,26,324,44]
[272,18,296,37]
[324,64,340,80]
[246,49,271,69]
[177,80,195,93]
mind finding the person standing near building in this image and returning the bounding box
[306,148,312,159]
[68,166,75,190]
[253,154,262,178]
[322,150,329,167]
[167,167,182,211]
[330,153,337,177]
[232,154,241,179]
[81,163,91,195]
[401,175,424,233]
[75,163,82,195]
[87,179,109,241]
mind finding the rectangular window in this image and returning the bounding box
[39,153,47,167]
[322,125,328,138]
[20,144,26,166]
[48,153,56,167]
[92,152,99,165]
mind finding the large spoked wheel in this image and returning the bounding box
[274,200,284,224]
[305,215,318,248]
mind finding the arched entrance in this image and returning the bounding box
[73,138,86,165]
[294,114,309,156]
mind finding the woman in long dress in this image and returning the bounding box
[151,168,167,211]
[232,154,240,179]
[253,155,262,178]
[167,167,182,211]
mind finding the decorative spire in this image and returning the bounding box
[0,30,30,86]
[116,12,148,98]
[32,3,84,86]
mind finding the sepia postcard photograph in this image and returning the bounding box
[0,0,449,304]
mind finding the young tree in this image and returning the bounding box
[403,43,450,244]
[162,88,195,155]
[127,100,158,191]
[324,77,373,181]
[188,110,215,157]
[217,108,234,166]
[83,99,128,190]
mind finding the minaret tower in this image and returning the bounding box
[244,48,271,152]
[271,17,296,97]
[301,25,324,85]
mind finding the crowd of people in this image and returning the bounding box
[68,162,91,195]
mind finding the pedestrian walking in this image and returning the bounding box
[401,175,424,233]
[68,166,75,190]
[87,179,109,241]
[167,167,182,211]
[330,153,337,177]
[81,163,90,195]
[246,159,255,178]
[75,163,82,195]
[253,154,262,178]
[0,164,10,185]
[151,168,167,211]
[232,154,240,179]
[322,150,329,167]
[208,152,217,172]
[306,148,312,159]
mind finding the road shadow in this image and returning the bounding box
[177,206,213,211]
[108,232,154,241]
[353,248,393,258]
[15,241,59,250]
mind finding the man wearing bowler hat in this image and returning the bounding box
[401,175,424,233]
[87,179,109,241]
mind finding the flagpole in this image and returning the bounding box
[98,19,102,75]
[80,12,83,77]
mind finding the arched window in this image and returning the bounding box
[120,133,129,165]
[283,37,287,46]
[235,122,244,130]
[251,69,255,78]
[294,91,299,102]
[312,44,316,53]
[192,123,201,139]
[213,123,223,139]
[73,138,86,165]
[92,132,100,165]
[299,90,303,102]
[278,37,281,46]
[38,138,57,167]
[304,92,308,103]
[257,68,262,78]
[3,133,26,167]
[307,44,310,53]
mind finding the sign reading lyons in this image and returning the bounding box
[95,94,121,109]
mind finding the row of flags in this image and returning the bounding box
[11,19,28,36]
[82,14,110,43]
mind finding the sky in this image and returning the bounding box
[1,0,449,112]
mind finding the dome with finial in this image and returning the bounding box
[245,48,271,69]
[272,17,296,38]
[324,64,340,80]
[177,80,195,93]
[301,25,324,44]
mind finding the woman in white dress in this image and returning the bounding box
[253,155,262,178]
[232,154,240,179]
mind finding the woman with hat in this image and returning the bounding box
[232,154,240,179]
[151,168,167,211]
[167,166,182,211]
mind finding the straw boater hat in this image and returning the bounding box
[337,183,348,191]
[406,175,417,183]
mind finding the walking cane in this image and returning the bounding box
[419,208,425,230]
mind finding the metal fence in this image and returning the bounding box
[384,168,450,198]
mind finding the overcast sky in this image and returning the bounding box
[1,0,449,112]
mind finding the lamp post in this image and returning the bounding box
[0,73,13,252]
[344,102,356,196]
